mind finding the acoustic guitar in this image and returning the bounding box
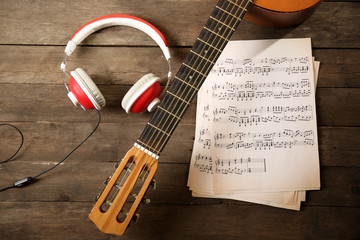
[89,0,321,236]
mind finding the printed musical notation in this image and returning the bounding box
[212,79,311,101]
[213,129,314,150]
[193,153,266,175]
[211,56,310,76]
[213,105,313,127]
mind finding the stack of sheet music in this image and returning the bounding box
[188,38,320,210]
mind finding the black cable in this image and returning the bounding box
[0,123,24,164]
[0,109,101,192]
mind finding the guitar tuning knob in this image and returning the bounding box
[104,176,112,184]
[114,162,119,168]
[141,198,151,204]
[149,179,156,190]
[130,213,140,225]
[93,193,100,202]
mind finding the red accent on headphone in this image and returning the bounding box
[130,81,161,113]
[69,76,95,109]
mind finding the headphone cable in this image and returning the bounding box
[0,109,101,192]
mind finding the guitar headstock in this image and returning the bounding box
[89,146,158,236]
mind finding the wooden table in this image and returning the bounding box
[0,1,359,239]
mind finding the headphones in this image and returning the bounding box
[61,14,172,113]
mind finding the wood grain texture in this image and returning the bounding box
[0,1,359,48]
[0,0,359,239]
[1,84,359,126]
[1,46,359,87]
[0,202,359,240]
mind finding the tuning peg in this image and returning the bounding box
[104,175,112,184]
[149,178,156,190]
[114,162,119,168]
[141,198,151,204]
[130,213,140,225]
[93,193,101,202]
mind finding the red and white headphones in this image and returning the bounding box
[61,14,172,113]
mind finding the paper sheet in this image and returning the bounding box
[188,38,320,210]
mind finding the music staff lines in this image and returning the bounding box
[212,129,315,150]
[211,56,310,76]
[212,79,311,101]
[193,153,266,175]
[210,105,313,126]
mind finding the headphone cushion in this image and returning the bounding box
[72,68,106,109]
[121,73,160,113]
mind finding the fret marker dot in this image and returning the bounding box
[204,50,208,54]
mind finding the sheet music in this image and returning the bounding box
[188,39,320,210]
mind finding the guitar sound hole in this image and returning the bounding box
[116,164,150,223]
[100,156,136,213]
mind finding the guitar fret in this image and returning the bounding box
[157,106,181,120]
[210,16,235,31]
[183,63,207,77]
[190,50,215,65]
[197,37,222,52]
[137,0,253,155]
[216,5,242,20]
[204,26,228,41]
[166,90,191,105]
[136,139,159,154]
[147,122,171,137]
[175,76,199,91]
[227,0,248,11]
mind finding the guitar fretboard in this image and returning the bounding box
[136,0,253,156]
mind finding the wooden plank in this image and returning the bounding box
[1,84,359,126]
[0,122,359,167]
[1,158,359,207]
[1,46,359,88]
[0,1,359,48]
[0,202,359,240]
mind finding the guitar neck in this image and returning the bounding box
[136,0,253,156]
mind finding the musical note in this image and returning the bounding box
[213,129,314,150]
[194,154,266,175]
[211,56,310,76]
[213,105,313,126]
[212,79,311,101]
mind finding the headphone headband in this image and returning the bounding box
[64,14,170,60]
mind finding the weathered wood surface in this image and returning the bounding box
[0,0,359,239]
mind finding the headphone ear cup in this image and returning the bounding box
[69,68,106,110]
[121,73,161,113]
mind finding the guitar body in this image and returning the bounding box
[245,0,322,27]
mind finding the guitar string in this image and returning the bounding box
[154,0,252,153]
[98,0,252,221]
[144,0,249,153]
[99,0,250,216]
[107,149,156,207]
[104,156,137,207]
[148,0,250,154]
[139,0,241,153]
